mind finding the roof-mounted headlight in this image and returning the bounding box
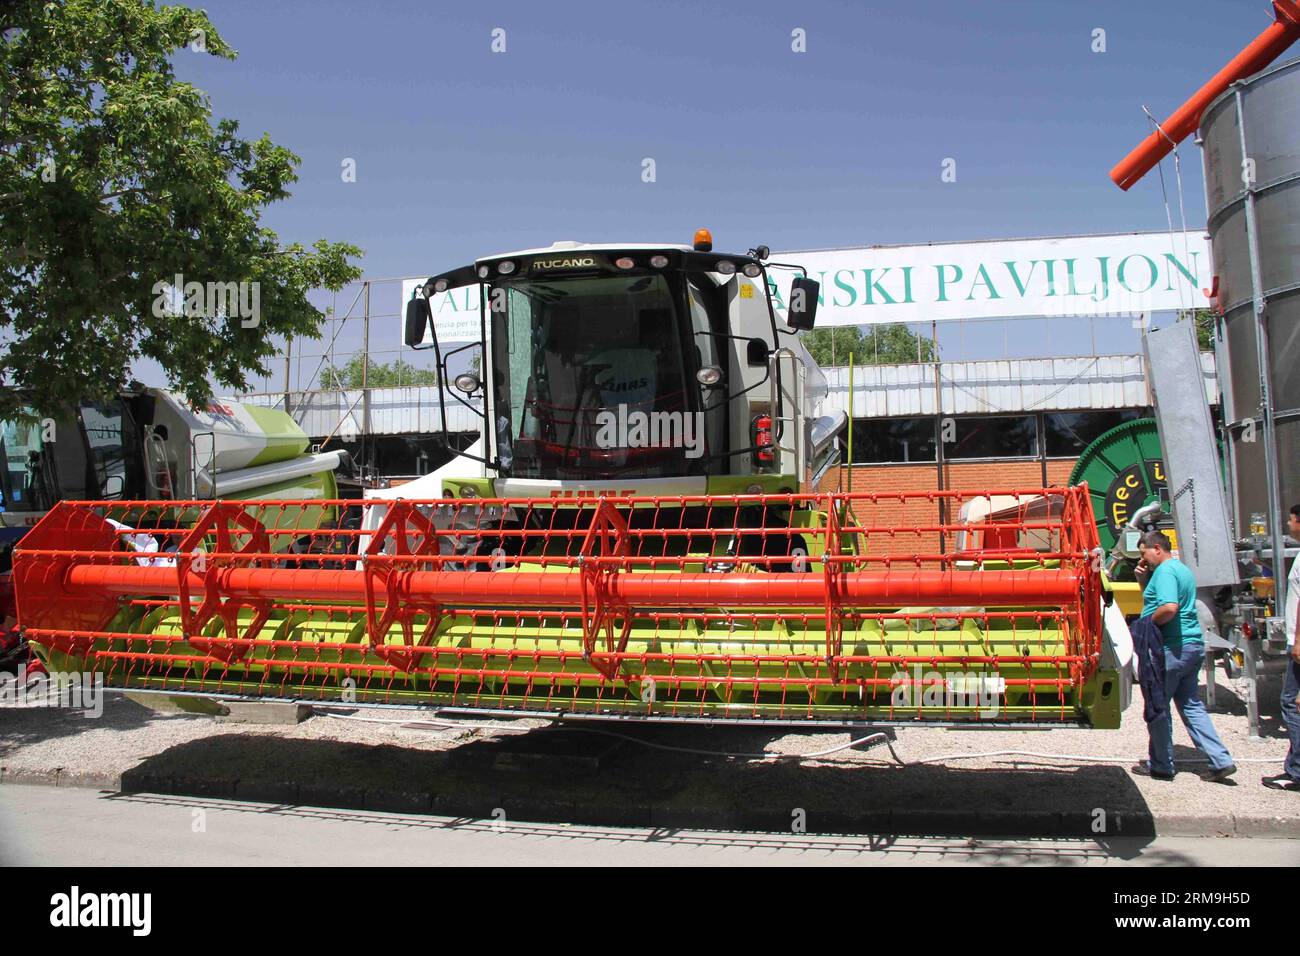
[497,260,516,275]
[742,263,762,278]
[716,260,737,276]
[649,254,669,269]
[614,256,635,270]
[476,265,490,279]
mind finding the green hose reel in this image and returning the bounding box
[1068,418,1169,553]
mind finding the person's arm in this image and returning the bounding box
[1147,564,1180,625]
[1151,602,1179,625]
[1286,559,1299,659]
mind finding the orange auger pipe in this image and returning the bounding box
[1110,0,1300,191]
[59,564,1082,608]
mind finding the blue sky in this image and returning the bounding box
[166,0,1269,388]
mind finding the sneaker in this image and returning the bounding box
[1261,774,1300,791]
[1131,761,1175,781]
[1204,764,1237,783]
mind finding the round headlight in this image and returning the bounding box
[477,265,490,279]
[433,278,449,293]
[458,485,479,498]
[453,373,480,394]
[614,256,635,270]
[742,263,762,278]
[715,260,737,275]
[746,483,764,495]
[649,255,669,269]
[497,260,516,275]
[696,365,724,387]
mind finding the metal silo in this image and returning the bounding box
[1200,56,1300,549]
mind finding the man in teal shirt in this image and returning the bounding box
[1141,538,1203,649]
[1132,531,1236,782]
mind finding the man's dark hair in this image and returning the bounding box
[1291,504,1300,521]
[1140,530,1172,552]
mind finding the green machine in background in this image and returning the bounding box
[1068,418,1175,587]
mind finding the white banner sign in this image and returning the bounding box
[400,231,1213,342]
[400,277,482,346]
[769,231,1211,327]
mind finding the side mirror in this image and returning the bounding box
[404,296,432,348]
[786,276,819,331]
[746,338,771,367]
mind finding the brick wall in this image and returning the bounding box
[816,458,1082,556]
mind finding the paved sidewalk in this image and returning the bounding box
[1,665,1297,839]
[4,786,1298,866]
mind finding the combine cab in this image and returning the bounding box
[13,235,1129,727]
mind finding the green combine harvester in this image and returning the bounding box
[13,236,1134,728]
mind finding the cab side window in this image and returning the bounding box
[80,401,129,499]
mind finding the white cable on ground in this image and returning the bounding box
[319,710,536,734]
[317,712,1287,766]
[907,750,1281,766]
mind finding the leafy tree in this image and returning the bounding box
[1178,308,1216,351]
[0,0,362,419]
[322,354,438,389]
[802,324,937,367]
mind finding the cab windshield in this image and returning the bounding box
[489,273,708,479]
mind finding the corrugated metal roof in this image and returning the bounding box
[240,352,1220,437]
[242,387,483,438]
[820,352,1218,418]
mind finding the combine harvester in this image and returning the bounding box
[1,388,348,673]
[13,234,1132,728]
[0,386,346,542]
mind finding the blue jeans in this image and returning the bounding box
[1282,655,1300,783]
[1148,643,1234,776]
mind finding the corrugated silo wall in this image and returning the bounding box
[1201,56,1300,525]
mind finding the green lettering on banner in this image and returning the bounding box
[965,263,1002,301]
[767,277,786,309]
[1117,254,1158,293]
[1093,257,1111,302]
[814,271,827,306]
[935,264,963,302]
[435,288,472,313]
[1163,251,1200,292]
[1040,260,1060,296]
[1003,260,1040,297]
[862,267,898,305]
[833,270,857,307]
[1064,258,1095,297]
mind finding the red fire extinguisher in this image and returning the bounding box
[752,414,774,467]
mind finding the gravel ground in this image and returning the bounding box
[2,663,1297,833]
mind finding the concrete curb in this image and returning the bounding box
[1,767,123,790]
[2,766,1294,838]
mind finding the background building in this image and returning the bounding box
[815,352,1218,494]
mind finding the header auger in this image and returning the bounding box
[13,485,1123,727]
